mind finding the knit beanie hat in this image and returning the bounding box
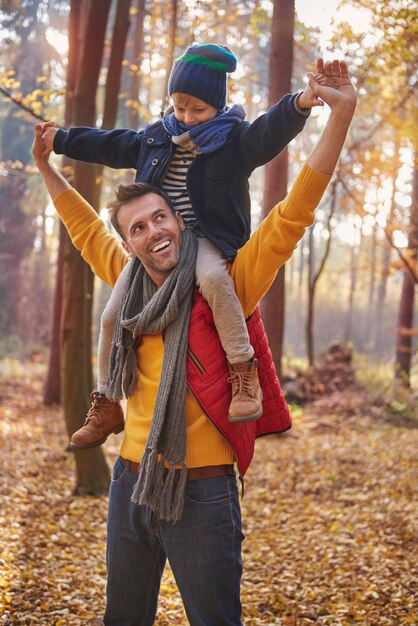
[168,43,237,110]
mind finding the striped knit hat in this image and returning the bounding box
[168,44,237,110]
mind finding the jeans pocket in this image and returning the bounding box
[111,457,129,484]
[184,474,237,506]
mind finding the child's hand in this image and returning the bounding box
[297,58,354,110]
[297,58,340,109]
[306,60,357,112]
[40,121,58,156]
[32,124,51,165]
[297,83,325,110]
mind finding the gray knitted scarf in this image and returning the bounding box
[107,229,197,523]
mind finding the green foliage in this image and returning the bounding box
[287,402,304,420]
[390,399,408,414]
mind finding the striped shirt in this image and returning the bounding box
[161,146,196,226]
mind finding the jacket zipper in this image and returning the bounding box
[186,382,242,478]
[187,346,205,373]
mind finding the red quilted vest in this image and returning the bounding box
[186,290,292,476]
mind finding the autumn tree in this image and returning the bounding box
[123,0,147,129]
[321,0,418,362]
[159,0,178,110]
[0,1,64,344]
[44,0,86,406]
[395,162,418,387]
[59,0,113,495]
[261,0,295,375]
[305,181,338,366]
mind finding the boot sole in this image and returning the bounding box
[70,422,124,450]
[228,404,263,423]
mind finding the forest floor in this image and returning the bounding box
[0,362,417,626]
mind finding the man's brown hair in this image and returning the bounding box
[108,183,175,240]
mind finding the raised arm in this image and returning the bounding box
[232,59,357,314]
[235,58,340,175]
[55,127,142,169]
[32,124,127,287]
[236,93,309,174]
[306,60,356,173]
[41,122,141,169]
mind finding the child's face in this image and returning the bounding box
[171,93,218,126]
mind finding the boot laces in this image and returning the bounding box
[228,369,257,398]
[86,401,105,424]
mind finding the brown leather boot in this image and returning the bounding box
[227,359,263,423]
[70,393,124,449]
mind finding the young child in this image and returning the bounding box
[42,44,325,449]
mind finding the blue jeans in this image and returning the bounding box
[104,457,244,626]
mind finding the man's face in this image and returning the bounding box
[118,193,185,287]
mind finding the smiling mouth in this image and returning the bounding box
[151,239,171,253]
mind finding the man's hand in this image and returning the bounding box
[307,59,357,113]
[39,121,58,156]
[32,124,71,198]
[297,58,340,109]
[32,123,51,168]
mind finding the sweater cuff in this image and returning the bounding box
[292,93,311,117]
[294,162,331,196]
[53,128,67,154]
[53,188,100,225]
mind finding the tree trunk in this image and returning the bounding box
[364,220,377,348]
[44,0,85,406]
[102,0,132,131]
[61,0,112,496]
[395,162,418,387]
[244,10,260,122]
[306,225,315,367]
[306,180,337,366]
[0,29,44,339]
[146,2,158,108]
[345,226,362,343]
[160,0,178,111]
[44,222,66,405]
[261,0,295,376]
[297,232,306,294]
[97,0,132,184]
[373,149,400,354]
[126,0,146,129]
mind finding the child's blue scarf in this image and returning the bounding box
[162,104,246,155]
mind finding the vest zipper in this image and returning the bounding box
[187,347,205,373]
[185,382,242,479]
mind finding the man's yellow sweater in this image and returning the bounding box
[54,163,330,467]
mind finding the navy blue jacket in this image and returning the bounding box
[54,94,309,259]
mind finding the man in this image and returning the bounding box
[33,61,356,626]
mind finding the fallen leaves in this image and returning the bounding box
[242,413,418,625]
[0,370,417,625]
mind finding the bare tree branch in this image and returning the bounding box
[347,81,417,153]
[0,85,49,122]
[383,228,418,284]
[311,178,338,288]
[337,173,418,284]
